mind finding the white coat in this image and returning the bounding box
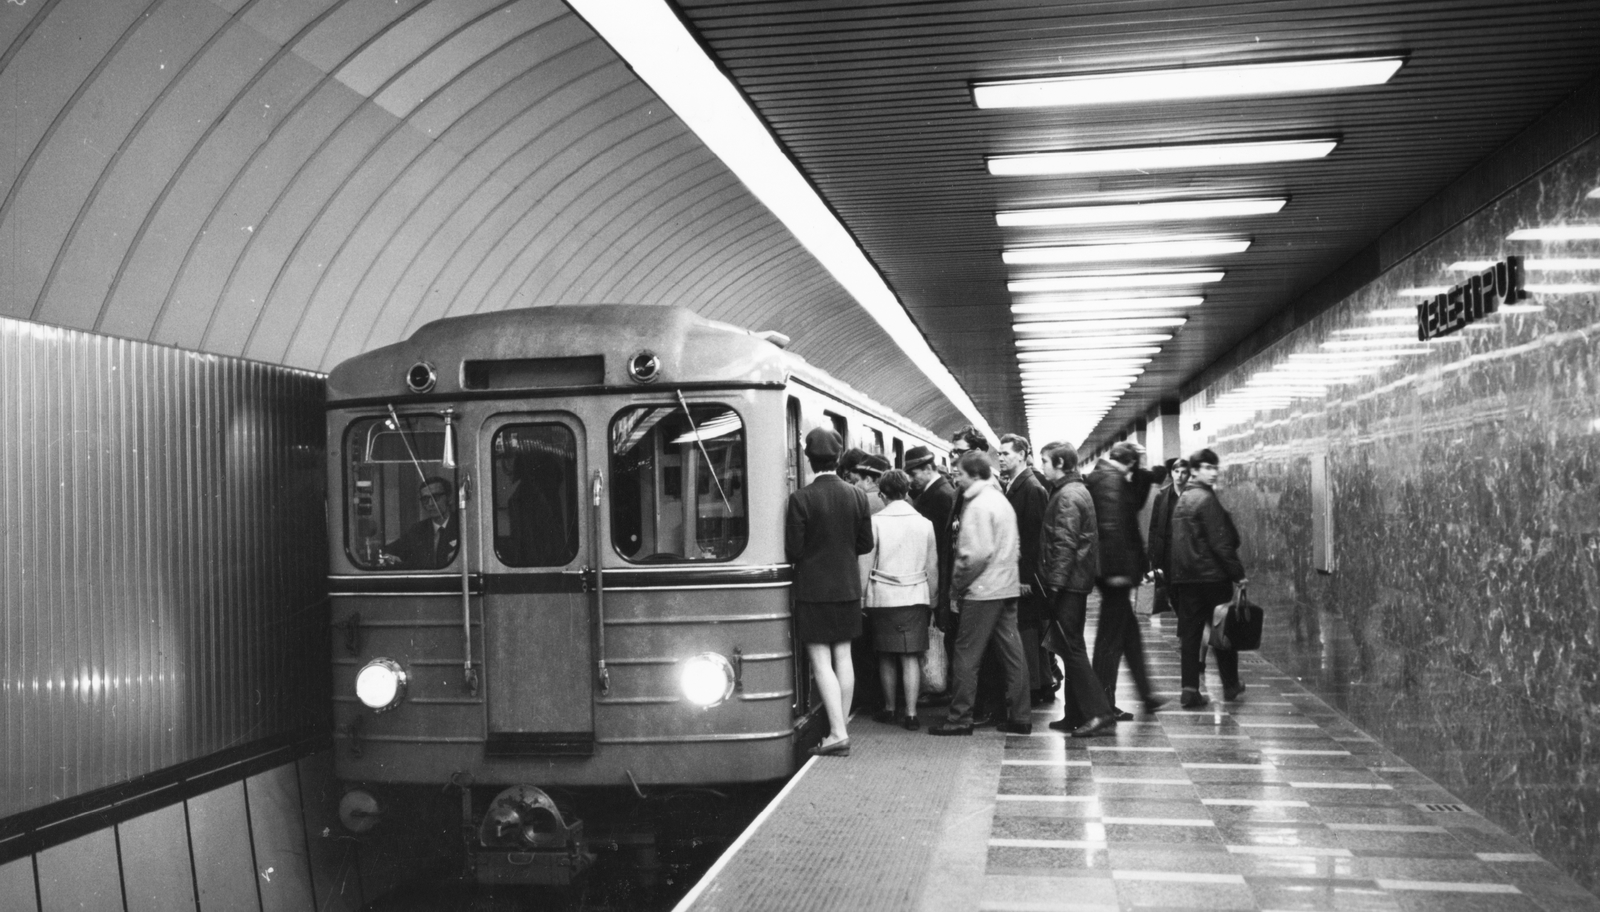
[859,499,939,608]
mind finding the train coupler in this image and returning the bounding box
[469,785,593,886]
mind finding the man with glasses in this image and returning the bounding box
[382,476,460,569]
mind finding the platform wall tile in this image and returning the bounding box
[118,801,195,912]
[246,762,316,912]
[0,857,39,912]
[36,828,121,912]
[188,781,261,912]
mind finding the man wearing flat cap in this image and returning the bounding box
[786,426,875,757]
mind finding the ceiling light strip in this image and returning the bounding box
[568,0,994,441]
[997,198,1286,227]
[988,140,1337,177]
[973,57,1404,109]
[1004,239,1250,265]
[1012,297,1204,316]
[1010,272,1225,293]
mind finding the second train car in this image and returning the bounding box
[326,304,948,885]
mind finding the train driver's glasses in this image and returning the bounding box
[345,414,459,570]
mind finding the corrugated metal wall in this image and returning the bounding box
[0,316,327,819]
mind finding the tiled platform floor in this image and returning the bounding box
[678,614,1600,912]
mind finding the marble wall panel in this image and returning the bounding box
[1195,129,1600,893]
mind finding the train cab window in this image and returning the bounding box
[345,415,459,571]
[610,403,748,562]
[491,425,580,566]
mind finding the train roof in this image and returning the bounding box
[325,305,942,442]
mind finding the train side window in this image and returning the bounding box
[345,414,459,570]
[871,427,884,455]
[610,403,748,562]
[892,437,904,468]
[824,410,848,445]
[491,424,580,567]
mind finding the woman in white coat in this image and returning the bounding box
[860,469,940,730]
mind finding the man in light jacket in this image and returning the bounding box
[930,450,1031,736]
[1037,441,1116,738]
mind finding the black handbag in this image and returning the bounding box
[1210,585,1264,652]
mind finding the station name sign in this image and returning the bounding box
[1415,255,1526,341]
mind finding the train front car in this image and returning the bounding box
[325,306,804,887]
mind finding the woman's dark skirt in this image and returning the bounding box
[866,603,931,653]
[794,599,863,645]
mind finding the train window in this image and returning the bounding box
[610,403,748,562]
[491,425,580,566]
[871,428,884,455]
[344,415,459,570]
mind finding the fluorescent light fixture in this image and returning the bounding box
[988,140,1337,177]
[1321,341,1432,353]
[1367,308,1417,317]
[997,198,1286,227]
[1010,272,1225,293]
[973,57,1404,109]
[568,0,994,441]
[1497,304,1546,314]
[1507,226,1600,241]
[1397,287,1450,297]
[1017,348,1163,363]
[1023,379,1136,390]
[1020,367,1147,378]
[1527,283,1600,294]
[1334,326,1419,336]
[1012,297,1203,316]
[1003,239,1250,265]
[1016,334,1174,349]
[1448,258,1600,271]
[1014,317,1188,334]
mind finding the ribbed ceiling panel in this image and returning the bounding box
[0,0,967,433]
[674,0,1600,442]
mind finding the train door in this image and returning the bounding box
[479,413,592,755]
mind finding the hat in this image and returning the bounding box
[804,426,843,459]
[859,453,891,477]
[1186,447,1220,468]
[903,446,936,470]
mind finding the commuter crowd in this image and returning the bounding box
[785,426,1248,757]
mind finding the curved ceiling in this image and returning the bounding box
[0,0,964,432]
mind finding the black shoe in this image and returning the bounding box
[998,721,1033,735]
[1143,698,1168,714]
[1108,707,1134,722]
[970,711,996,729]
[1048,717,1085,733]
[1030,689,1053,706]
[1070,715,1115,738]
[872,710,898,724]
[1180,691,1210,709]
[903,715,920,731]
[917,691,952,707]
[929,722,974,736]
[1223,683,1247,701]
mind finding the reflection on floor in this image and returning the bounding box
[980,613,1600,912]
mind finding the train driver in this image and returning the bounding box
[380,476,460,569]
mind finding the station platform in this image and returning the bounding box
[674,615,1600,912]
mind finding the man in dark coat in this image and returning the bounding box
[1146,458,1191,617]
[999,433,1054,704]
[1170,448,1248,709]
[908,445,956,702]
[785,427,874,756]
[1085,441,1163,718]
[1036,441,1116,737]
[383,476,460,569]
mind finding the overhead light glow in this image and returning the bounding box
[1003,239,1250,265]
[1012,297,1204,316]
[1497,304,1546,314]
[997,198,1286,227]
[567,0,994,441]
[1010,272,1225,293]
[1397,287,1450,297]
[1507,226,1600,241]
[1020,366,1147,377]
[1014,317,1188,334]
[1018,348,1163,363]
[1527,283,1600,294]
[1334,326,1420,336]
[1016,334,1174,349]
[1448,258,1600,271]
[1321,341,1433,353]
[1017,347,1161,362]
[973,57,1404,109]
[987,140,1337,177]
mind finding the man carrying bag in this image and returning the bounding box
[1170,448,1248,709]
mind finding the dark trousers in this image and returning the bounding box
[1091,581,1153,704]
[1048,590,1112,725]
[1175,580,1239,691]
[948,597,1029,726]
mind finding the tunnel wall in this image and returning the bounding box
[0,315,329,827]
[1180,129,1600,890]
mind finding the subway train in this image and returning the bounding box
[325,304,947,886]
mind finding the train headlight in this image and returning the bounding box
[680,653,735,707]
[355,658,408,712]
